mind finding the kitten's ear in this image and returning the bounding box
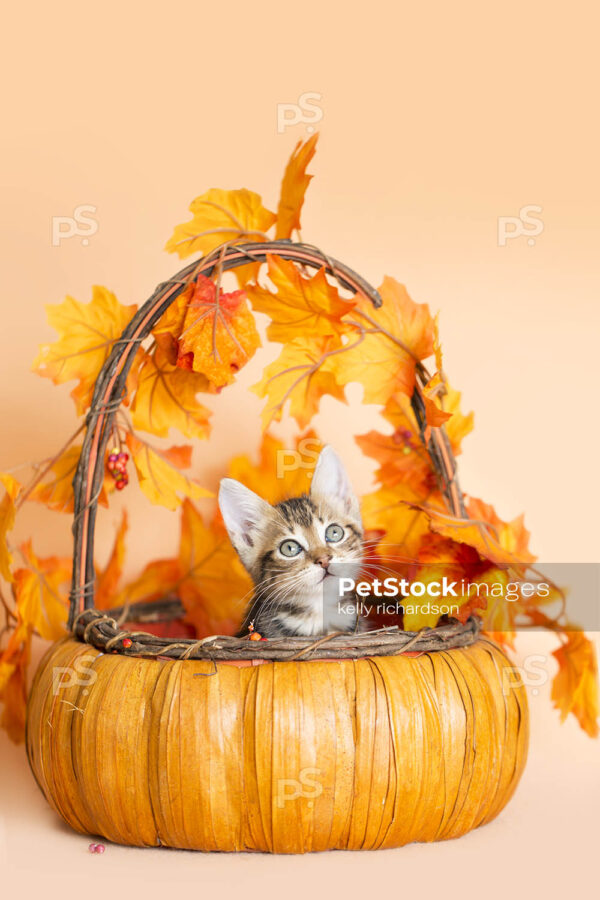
[310,446,361,523]
[218,478,272,570]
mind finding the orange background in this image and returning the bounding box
[0,1,598,896]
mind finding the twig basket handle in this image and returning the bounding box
[68,240,467,658]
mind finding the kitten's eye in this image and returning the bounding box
[325,524,344,543]
[279,539,303,558]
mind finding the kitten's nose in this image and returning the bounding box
[316,555,330,569]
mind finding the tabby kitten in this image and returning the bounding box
[219,446,364,638]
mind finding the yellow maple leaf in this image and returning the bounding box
[246,255,355,342]
[329,277,435,405]
[175,277,261,387]
[32,286,137,415]
[12,541,70,641]
[126,434,212,511]
[178,500,251,637]
[552,631,599,737]
[95,510,128,610]
[29,443,113,513]
[275,134,318,239]
[0,473,20,582]
[130,347,212,440]
[253,335,346,429]
[164,188,276,259]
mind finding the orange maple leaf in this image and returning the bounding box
[0,617,31,743]
[360,486,433,561]
[552,631,599,737]
[12,541,70,641]
[162,276,261,388]
[113,558,183,609]
[356,401,437,500]
[178,500,251,638]
[413,494,536,570]
[246,255,355,342]
[275,134,318,239]
[95,510,128,610]
[32,286,137,415]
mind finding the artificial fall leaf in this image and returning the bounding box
[126,434,212,511]
[275,134,318,239]
[356,427,435,498]
[0,618,31,742]
[164,188,276,259]
[440,386,474,455]
[178,500,251,637]
[253,335,346,429]
[12,540,70,641]
[130,347,212,440]
[152,290,190,365]
[246,255,355,342]
[29,443,113,513]
[32,286,137,415]
[113,558,183,609]
[360,486,433,561]
[400,562,481,631]
[0,473,20,582]
[422,374,453,427]
[552,631,599,737]
[225,431,324,507]
[174,277,261,387]
[433,313,444,374]
[421,374,474,451]
[95,511,128,610]
[419,495,536,569]
[328,277,436,405]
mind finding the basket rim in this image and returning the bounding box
[71,599,482,661]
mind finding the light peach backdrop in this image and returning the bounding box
[0,1,598,897]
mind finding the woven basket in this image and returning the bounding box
[26,241,529,852]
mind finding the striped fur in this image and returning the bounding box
[219,447,364,638]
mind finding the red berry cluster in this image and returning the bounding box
[88,842,105,854]
[107,447,129,490]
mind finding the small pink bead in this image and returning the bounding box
[88,843,98,853]
[95,843,106,854]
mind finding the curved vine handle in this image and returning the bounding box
[68,241,464,628]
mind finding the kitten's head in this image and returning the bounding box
[218,446,363,599]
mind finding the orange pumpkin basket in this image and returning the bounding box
[26,241,528,852]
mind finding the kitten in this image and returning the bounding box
[218,446,364,638]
